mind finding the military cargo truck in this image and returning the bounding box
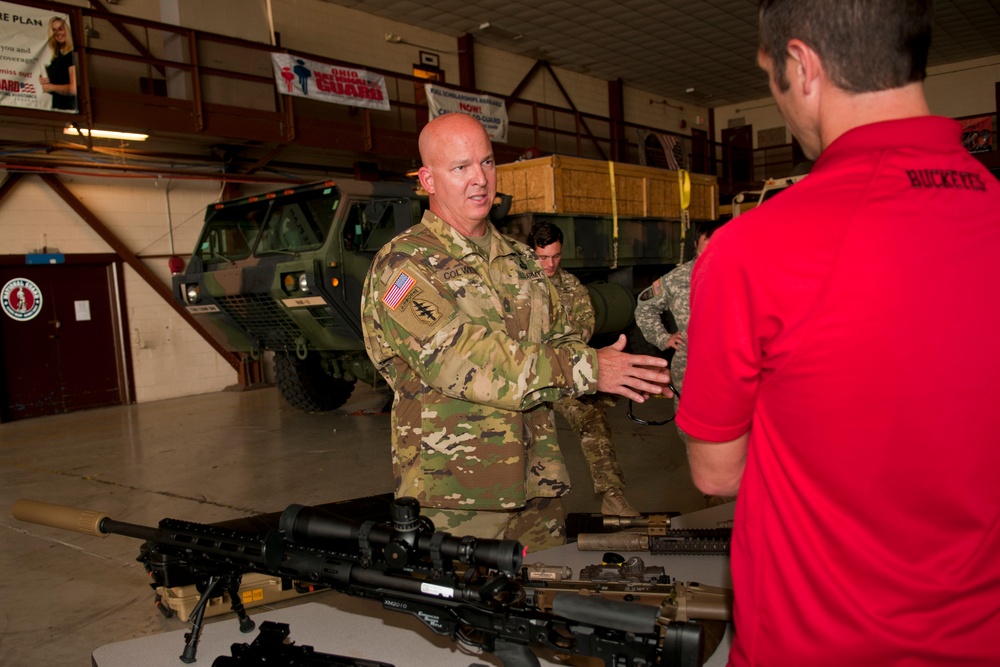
[175,164,718,412]
[173,179,425,411]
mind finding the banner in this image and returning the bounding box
[960,115,993,154]
[271,53,390,112]
[425,84,508,143]
[0,2,77,113]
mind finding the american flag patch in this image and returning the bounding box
[382,270,416,310]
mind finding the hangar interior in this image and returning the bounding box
[0,0,998,664]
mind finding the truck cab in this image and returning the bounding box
[173,179,426,411]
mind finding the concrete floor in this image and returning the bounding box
[0,383,708,666]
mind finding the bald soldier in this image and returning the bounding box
[361,113,672,551]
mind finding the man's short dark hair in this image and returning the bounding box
[694,219,726,242]
[527,221,563,249]
[759,0,932,94]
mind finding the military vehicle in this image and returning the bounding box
[729,174,807,218]
[174,175,705,412]
[173,179,425,411]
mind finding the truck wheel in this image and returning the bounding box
[274,352,356,412]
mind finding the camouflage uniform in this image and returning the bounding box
[549,268,626,494]
[635,260,694,438]
[361,211,598,551]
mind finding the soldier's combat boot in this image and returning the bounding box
[601,488,641,517]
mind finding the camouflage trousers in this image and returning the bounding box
[671,355,687,441]
[552,394,626,494]
[421,496,566,554]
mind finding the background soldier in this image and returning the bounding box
[634,221,722,439]
[527,221,640,517]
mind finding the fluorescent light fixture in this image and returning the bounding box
[64,126,148,141]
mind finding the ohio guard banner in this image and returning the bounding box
[271,53,390,111]
[425,83,508,143]
[0,2,77,112]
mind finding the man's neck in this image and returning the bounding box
[819,81,931,152]
[430,207,489,238]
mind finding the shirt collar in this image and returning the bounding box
[421,210,518,260]
[815,116,961,172]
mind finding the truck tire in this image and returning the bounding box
[274,352,355,412]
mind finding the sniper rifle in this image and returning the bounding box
[13,496,709,667]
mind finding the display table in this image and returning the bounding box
[93,542,732,667]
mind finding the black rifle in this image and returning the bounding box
[568,512,731,555]
[212,620,395,666]
[13,497,707,667]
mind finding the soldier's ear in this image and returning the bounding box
[418,166,435,194]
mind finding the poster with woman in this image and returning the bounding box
[0,2,77,113]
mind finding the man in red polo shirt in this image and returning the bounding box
[677,1,1000,665]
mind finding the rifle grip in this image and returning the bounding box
[12,499,109,537]
[576,532,649,551]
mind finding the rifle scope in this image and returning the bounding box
[279,496,525,576]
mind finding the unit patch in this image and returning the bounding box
[410,298,440,326]
[638,280,663,301]
[2,278,43,321]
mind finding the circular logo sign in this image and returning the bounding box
[2,278,43,321]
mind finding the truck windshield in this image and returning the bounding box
[255,190,341,256]
[194,187,342,264]
[195,201,265,263]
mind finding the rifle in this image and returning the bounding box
[522,555,732,664]
[522,556,731,622]
[13,496,710,667]
[568,512,731,555]
[213,620,395,666]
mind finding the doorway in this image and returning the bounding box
[0,255,133,421]
[721,124,754,189]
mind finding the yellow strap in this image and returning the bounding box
[679,169,691,211]
[678,169,691,264]
[608,160,619,270]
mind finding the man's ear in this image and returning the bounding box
[417,166,434,194]
[786,38,823,96]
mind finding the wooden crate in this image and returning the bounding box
[496,155,718,220]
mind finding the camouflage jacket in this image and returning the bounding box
[635,260,694,351]
[551,268,595,342]
[361,211,598,511]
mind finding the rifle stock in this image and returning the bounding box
[13,497,709,667]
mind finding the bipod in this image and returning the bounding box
[179,571,256,663]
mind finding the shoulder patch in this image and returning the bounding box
[383,269,417,310]
[638,280,663,301]
[389,285,451,341]
[408,297,441,326]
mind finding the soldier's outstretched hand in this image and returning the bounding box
[595,334,673,403]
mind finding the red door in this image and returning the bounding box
[0,256,132,421]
